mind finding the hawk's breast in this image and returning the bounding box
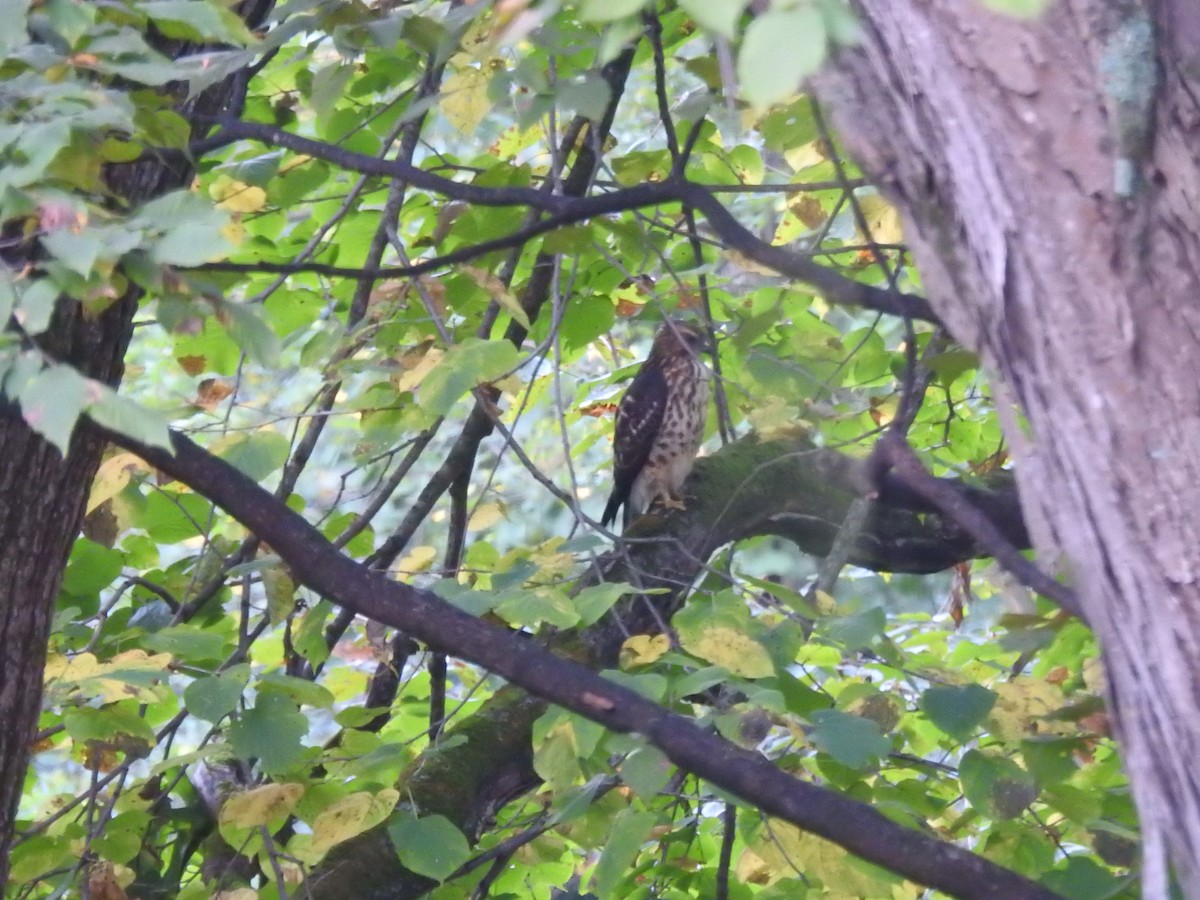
[645,356,708,491]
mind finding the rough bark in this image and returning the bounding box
[818,0,1200,891]
[0,310,131,885]
[0,3,273,881]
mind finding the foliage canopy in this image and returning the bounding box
[2,1,1132,898]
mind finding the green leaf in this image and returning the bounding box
[432,580,497,617]
[920,684,997,741]
[807,710,889,769]
[557,74,612,121]
[738,6,827,108]
[211,430,290,480]
[1041,857,1124,900]
[257,673,335,708]
[960,750,1038,820]
[86,388,172,451]
[135,190,232,266]
[591,808,656,898]
[821,606,885,650]
[228,691,309,773]
[0,0,31,53]
[220,301,281,366]
[18,363,91,455]
[387,813,471,882]
[61,538,124,599]
[142,0,254,44]
[14,279,59,336]
[293,599,333,667]
[579,0,647,22]
[573,582,631,627]
[619,746,673,800]
[418,339,519,416]
[141,491,212,543]
[7,835,71,886]
[674,599,775,679]
[678,0,746,39]
[534,720,584,793]
[184,665,249,723]
[495,587,580,628]
[64,704,155,744]
[40,228,103,278]
[144,625,230,662]
[310,62,355,122]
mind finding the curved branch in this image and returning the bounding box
[195,119,938,323]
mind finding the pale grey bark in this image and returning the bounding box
[817,1,1200,892]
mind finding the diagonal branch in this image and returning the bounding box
[869,430,1082,617]
[90,417,1057,900]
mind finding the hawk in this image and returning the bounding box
[601,321,711,530]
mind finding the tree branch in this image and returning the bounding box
[868,431,1082,617]
[194,120,938,323]
[91,418,1056,900]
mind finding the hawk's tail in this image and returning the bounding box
[600,490,623,530]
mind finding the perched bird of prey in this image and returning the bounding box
[601,321,711,530]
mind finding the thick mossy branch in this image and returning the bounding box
[316,689,545,899]
[306,435,1028,898]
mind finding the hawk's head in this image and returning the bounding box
[649,320,712,362]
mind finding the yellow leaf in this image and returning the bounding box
[750,819,908,895]
[772,207,806,246]
[988,677,1072,740]
[278,154,312,174]
[87,452,147,513]
[45,650,174,703]
[468,502,505,531]
[531,548,574,580]
[110,649,173,668]
[398,545,438,574]
[782,139,827,172]
[262,566,296,624]
[220,220,245,246]
[394,347,445,393]
[220,783,305,829]
[682,626,774,679]
[442,66,492,134]
[736,847,772,885]
[1082,656,1106,693]
[489,123,542,160]
[310,789,399,854]
[745,396,808,441]
[810,590,837,615]
[620,634,670,669]
[209,175,268,213]
[854,193,904,245]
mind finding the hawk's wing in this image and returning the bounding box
[601,362,667,528]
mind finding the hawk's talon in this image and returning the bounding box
[656,493,688,512]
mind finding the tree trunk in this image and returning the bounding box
[0,310,130,884]
[818,0,1200,891]
[0,2,274,878]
